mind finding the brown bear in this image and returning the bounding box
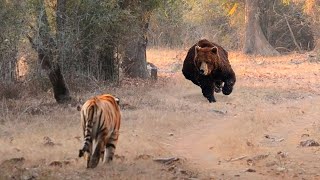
[182,39,236,103]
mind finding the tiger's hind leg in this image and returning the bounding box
[105,143,116,163]
[79,140,92,168]
[104,131,119,163]
[87,140,103,168]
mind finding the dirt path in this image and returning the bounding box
[161,51,320,179]
[1,49,320,179]
[171,88,320,179]
[146,49,320,179]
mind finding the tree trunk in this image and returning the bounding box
[305,0,320,49]
[243,0,279,56]
[28,0,71,103]
[122,36,149,78]
[122,17,149,78]
[119,0,149,79]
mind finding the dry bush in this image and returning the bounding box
[21,72,51,97]
[260,1,315,53]
[65,74,117,94]
[0,83,21,100]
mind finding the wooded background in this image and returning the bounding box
[0,0,319,102]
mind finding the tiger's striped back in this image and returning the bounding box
[78,94,121,168]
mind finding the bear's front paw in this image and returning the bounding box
[207,96,216,103]
[222,86,233,95]
[214,81,223,93]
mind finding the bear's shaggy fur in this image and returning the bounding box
[182,39,236,102]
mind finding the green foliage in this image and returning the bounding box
[141,0,161,11]
[26,0,143,82]
[1,0,319,85]
[0,0,26,82]
[149,0,187,47]
[65,0,135,81]
[148,0,243,48]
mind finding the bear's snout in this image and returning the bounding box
[199,62,209,75]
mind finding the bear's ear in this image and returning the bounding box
[211,47,218,54]
[195,45,201,57]
[195,45,201,52]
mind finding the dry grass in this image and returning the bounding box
[1,48,320,179]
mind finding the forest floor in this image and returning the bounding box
[1,48,320,180]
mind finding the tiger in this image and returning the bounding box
[77,94,121,168]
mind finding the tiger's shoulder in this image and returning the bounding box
[77,94,120,111]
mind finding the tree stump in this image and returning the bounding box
[147,62,158,81]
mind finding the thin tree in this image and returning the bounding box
[28,0,71,103]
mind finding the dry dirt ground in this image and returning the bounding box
[1,49,320,180]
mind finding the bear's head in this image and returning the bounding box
[194,45,219,76]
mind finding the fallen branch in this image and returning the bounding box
[226,155,247,162]
[210,109,227,114]
[276,138,285,142]
[159,142,172,146]
[264,134,285,142]
[153,157,179,164]
[300,139,320,147]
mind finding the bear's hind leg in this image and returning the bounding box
[201,85,216,103]
[214,80,223,93]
